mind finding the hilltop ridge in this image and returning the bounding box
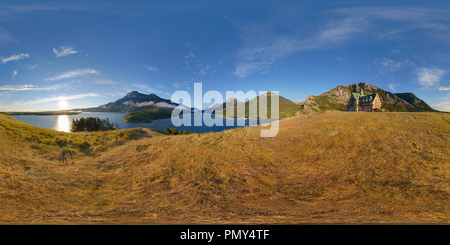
[72,82,436,124]
[300,82,434,113]
[215,91,301,119]
[1,110,450,223]
[81,91,179,113]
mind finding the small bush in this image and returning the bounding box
[74,140,90,149]
[55,137,68,147]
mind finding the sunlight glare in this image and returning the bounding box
[58,100,68,109]
[56,115,71,132]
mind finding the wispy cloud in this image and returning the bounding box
[132,83,160,93]
[233,6,450,78]
[233,61,272,78]
[196,65,215,77]
[0,5,77,20]
[373,57,408,74]
[1,53,29,64]
[8,93,101,109]
[144,65,159,72]
[93,79,119,85]
[388,83,401,92]
[182,49,196,71]
[333,7,450,41]
[185,51,195,59]
[53,46,78,58]
[432,100,450,112]
[0,84,63,91]
[232,14,368,77]
[439,86,450,91]
[417,67,445,88]
[123,101,176,108]
[172,81,190,91]
[12,70,17,79]
[0,27,15,43]
[44,68,100,81]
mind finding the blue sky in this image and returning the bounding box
[1,0,450,111]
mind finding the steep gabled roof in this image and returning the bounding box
[350,93,378,102]
[351,92,363,101]
[359,94,377,103]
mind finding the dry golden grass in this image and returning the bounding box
[0,111,449,224]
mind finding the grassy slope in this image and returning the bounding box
[1,112,450,223]
[302,84,435,113]
[219,92,301,120]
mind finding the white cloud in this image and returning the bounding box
[155,102,176,108]
[145,65,159,72]
[131,83,160,93]
[172,81,190,91]
[12,70,17,79]
[182,48,197,71]
[439,86,450,90]
[232,14,370,78]
[388,83,401,92]
[93,79,119,85]
[233,61,272,78]
[432,100,450,112]
[44,68,100,81]
[0,84,62,91]
[10,93,101,108]
[137,101,155,107]
[1,53,29,64]
[417,67,445,88]
[185,51,196,59]
[172,82,182,90]
[197,65,214,77]
[53,46,78,58]
[374,57,407,73]
[123,101,176,108]
[233,6,450,78]
[123,101,137,106]
[123,101,155,107]
[0,27,15,43]
[311,17,368,47]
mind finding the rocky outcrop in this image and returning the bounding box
[301,82,433,113]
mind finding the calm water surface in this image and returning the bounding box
[10,112,271,134]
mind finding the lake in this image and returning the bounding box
[10,112,272,134]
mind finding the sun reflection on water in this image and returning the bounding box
[55,115,71,132]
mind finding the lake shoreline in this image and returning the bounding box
[10,111,265,134]
[2,111,82,116]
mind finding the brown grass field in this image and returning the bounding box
[0,111,450,224]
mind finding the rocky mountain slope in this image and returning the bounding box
[300,82,434,113]
[216,92,301,119]
[207,97,245,113]
[81,91,180,113]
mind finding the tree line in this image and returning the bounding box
[165,127,192,135]
[70,117,120,132]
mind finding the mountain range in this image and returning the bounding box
[74,82,436,122]
[214,92,301,119]
[207,97,245,112]
[299,82,434,113]
[81,91,180,113]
